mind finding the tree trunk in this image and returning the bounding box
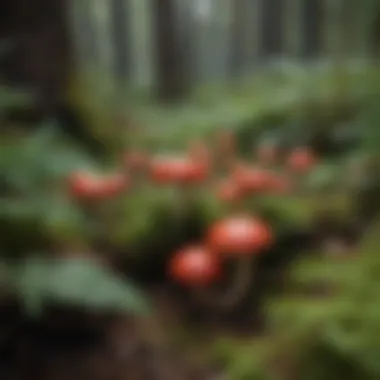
[0,0,108,158]
[259,0,285,57]
[300,0,324,58]
[0,0,72,112]
[152,0,188,102]
[110,0,130,84]
[230,0,247,76]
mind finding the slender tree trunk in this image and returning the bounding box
[300,0,324,58]
[259,0,285,57]
[152,0,188,102]
[229,0,246,76]
[110,0,130,84]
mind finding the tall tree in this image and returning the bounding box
[229,0,247,75]
[110,0,130,83]
[0,0,107,157]
[259,0,285,57]
[71,0,99,66]
[152,0,188,102]
[0,0,72,112]
[300,0,323,58]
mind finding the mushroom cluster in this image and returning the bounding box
[168,214,273,308]
[65,129,319,309]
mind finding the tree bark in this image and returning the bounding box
[259,0,285,57]
[110,0,130,84]
[0,0,72,111]
[300,0,324,58]
[152,0,188,102]
[0,0,107,158]
[230,0,247,75]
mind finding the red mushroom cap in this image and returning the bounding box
[287,147,316,172]
[207,216,272,256]
[67,171,99,198]
[68,172,127,199]
[168,245,221,286]
[149,156,209,185]
[232,163,271,193]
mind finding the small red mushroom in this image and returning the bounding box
[67,171,99,198]
[232,163,271,194]
[207,215,272,256]
[287,147,316,173]
[67,172,127,199]
[168,245,221,286]
[199,215,273,308]
[149,156,209,185]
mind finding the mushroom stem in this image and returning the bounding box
[193,256,254,310]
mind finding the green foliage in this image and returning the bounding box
[8,256,150,318]
[212,338,275,380]
[265,223,380,379]
[1,64,380,378]
[0,126,102,252]
[0,125,98,192]
[0,85,35,115]
[207,223,380,380]
[130,63,380,151]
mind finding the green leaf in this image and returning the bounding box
[306,163,341,190]
[11,256,150,317]
[46,258,150,315]
[12,257,50,317]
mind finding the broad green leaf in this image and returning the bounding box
[10,257,150,317]
[46,258,150,315]
[13,257,51,317]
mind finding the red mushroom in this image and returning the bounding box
[168,245,221,286]
[287,147,316,173]
[232,163,271,194]
[201,215,273,308]
[208,215,272,255]
[149,155,210,220]
[68,171,128,200]
[149,155,209,185]
[68,171,98,199]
